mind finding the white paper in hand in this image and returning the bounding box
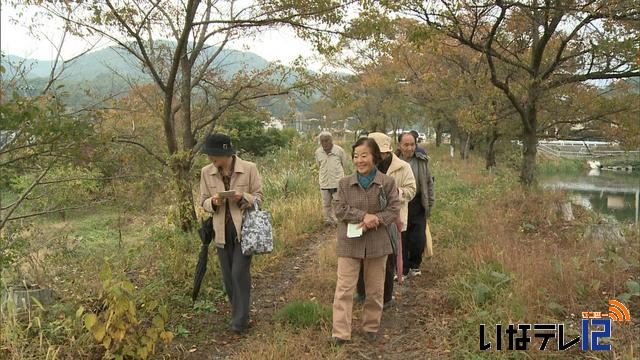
[347,223,363,238]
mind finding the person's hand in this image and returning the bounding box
[361,213,380,230]
[231,191,243,202]
[211,195,223,207]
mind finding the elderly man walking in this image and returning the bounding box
[315,131,347,225]
[397,132,434,277]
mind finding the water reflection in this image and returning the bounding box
[541,170,640,223]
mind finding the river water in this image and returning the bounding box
[541,169,640,223]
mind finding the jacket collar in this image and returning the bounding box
[347,170,384,187]
[208,156,248,175]
[415,151,429,161]
[397,149,428,162]
[387,153,404,174]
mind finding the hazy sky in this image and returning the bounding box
[0,3,325,70]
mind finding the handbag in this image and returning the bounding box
[378,187,401,254]
[379,186,404,280]
[240,202,273,256]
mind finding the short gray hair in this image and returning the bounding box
[318,131,332,140]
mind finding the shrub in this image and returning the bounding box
[81,265,173,360]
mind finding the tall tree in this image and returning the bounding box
[397,0,639,184]
[23,0,343,230]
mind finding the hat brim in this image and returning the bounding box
[202,147,235,156]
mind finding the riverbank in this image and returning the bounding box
[1,144,638,359]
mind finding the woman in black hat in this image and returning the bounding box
[199,133,263,333]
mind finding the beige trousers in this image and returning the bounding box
[332,255,387,340]
[321,189,338,222]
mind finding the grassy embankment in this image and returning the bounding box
[233,145,639,359]
[0,139,324,359]
[2,142,637,359]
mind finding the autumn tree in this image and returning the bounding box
[394,0,639,184]
[0,27,106,235]
[21,0,348,230]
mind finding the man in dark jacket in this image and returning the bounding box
[396,132,434,277]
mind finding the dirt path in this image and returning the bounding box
[169,226,456,359]
[343,262,456,359]
[170,226,334,359]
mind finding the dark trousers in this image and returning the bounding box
[216,220,252,329]
[356,255,395,303]
[402,217,426,274]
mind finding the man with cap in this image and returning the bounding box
[199,133,263,333]
[397,132,434,277]
[315,131,347,225]
[356,132,416,308]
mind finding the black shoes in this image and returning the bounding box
[364,332,378,342]
[229,324,248,333]
[383,299,394,310]
[328,336,349,346]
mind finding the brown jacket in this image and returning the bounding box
[333,171,400,259]
[199,156,263,247]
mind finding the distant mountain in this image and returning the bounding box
[3,45,316,116]
[5,45,273,83]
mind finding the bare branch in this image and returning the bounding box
[0,159,57,231]
[4,203,107,222]
[112,138,168,166]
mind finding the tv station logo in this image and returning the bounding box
[479,299,631,351]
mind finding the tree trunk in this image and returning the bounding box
[170,50,198,232]
[450,122,460,155]
[171,160,197,231]
[520,109,538,186]
[435,122,443,147]
[181,55,195,151]
[460,132,471,160]
[485,129,499,170]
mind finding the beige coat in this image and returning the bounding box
[333,171,400,259]
[386,153,416,231]
[199,157,263,247]
[315,145,347,189]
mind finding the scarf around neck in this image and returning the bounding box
[357,168,377,189]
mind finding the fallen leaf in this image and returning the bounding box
[188,348,197,353]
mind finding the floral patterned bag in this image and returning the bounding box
[240,202,273,256]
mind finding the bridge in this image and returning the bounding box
[536,140,640,159]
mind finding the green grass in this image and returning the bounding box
[275,300,332,329]
[537,158,585,174]
[452,261,512,307]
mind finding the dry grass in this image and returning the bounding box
[238,145,639,359]
[232,325,344,359]
[288,237,337,305]
[252,195,323,274]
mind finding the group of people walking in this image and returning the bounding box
[315,131,434,344]
[197,130,434,345]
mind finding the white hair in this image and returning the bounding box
[318,131,332,140]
